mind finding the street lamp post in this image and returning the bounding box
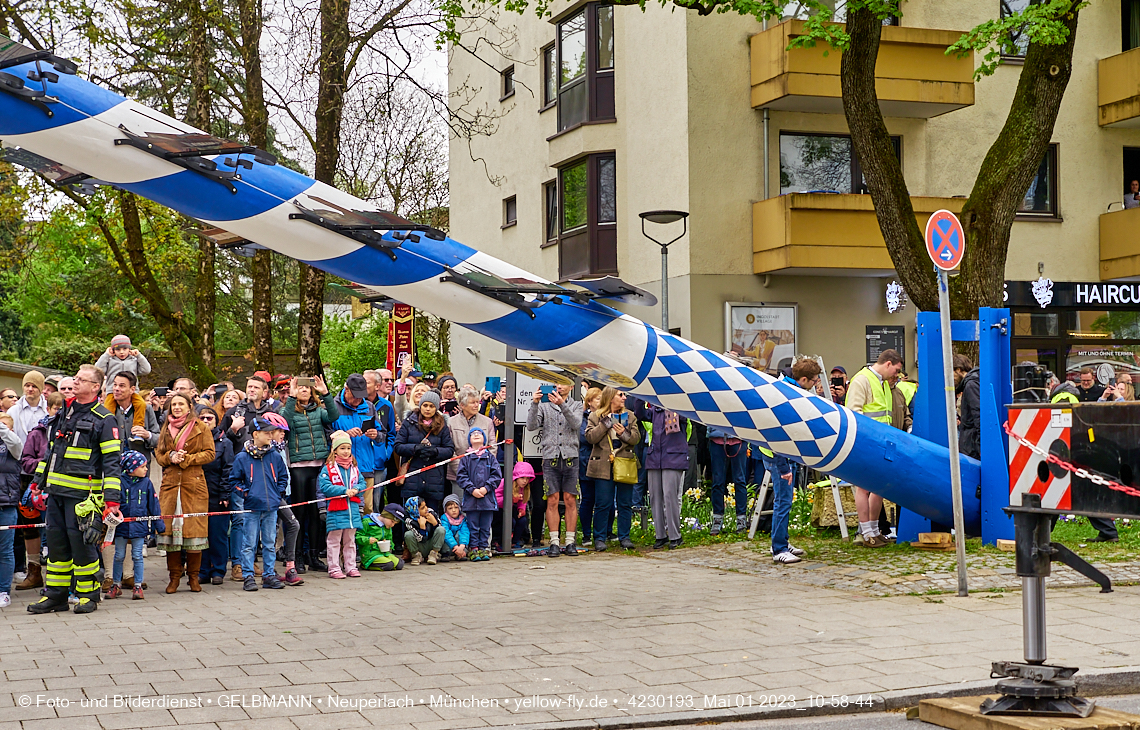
[639,210,689,333]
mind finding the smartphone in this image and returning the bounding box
[485,376,501,394]
[398,352,411,368]
[213,385,228,399]
[539,384,554,402]
[361,418,376,432]
[830,377,845,387]
[297,376,315,388]
[153,387,169,397]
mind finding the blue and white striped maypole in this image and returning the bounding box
[0,38,980,530]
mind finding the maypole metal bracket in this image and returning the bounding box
[114,128,276,194]
[0,34,78,118]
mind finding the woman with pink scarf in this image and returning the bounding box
[155,393,215,593]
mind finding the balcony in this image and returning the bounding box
[750,20,974,118]
[1099,207,1140,278]
[753,193,966,275]
[1098,47,1140,127]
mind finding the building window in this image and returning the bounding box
[500,66,515,101]
[1000,0,1039,57]
[1125,0,1140,52]
[1017,143,1059,218]
[556,4,615,132]
[557,153,617,279]
[779,132,901,195]
[541,44,556,109]
[503,195,517,227]
[543,180,558,246]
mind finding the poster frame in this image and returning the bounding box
[724,301,798,375]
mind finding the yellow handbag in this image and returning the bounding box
[612,452,639,484]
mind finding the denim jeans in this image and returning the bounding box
[229,491,244,565]
[761,453,794,554]
[0,506,15,593]
[113,535,145,584]
[202,514,231,579]
[578,477,595,541]
[592,479,633,542]
[709,441,748,516]
[241,510,277,577]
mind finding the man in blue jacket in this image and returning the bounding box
[333,373,394,514]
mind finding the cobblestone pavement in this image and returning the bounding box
[648,542,1140,596]
[2,550,1140,730]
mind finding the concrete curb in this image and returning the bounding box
[455,666,1140,730]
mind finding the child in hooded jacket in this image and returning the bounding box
[440,494,470,561]
[457,427,500,561]
[319,431,364,579]
[356,504,404,571]
[495,460,534,550]
[403,496,443,566]
[108,450,165,600]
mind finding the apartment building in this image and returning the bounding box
[447,1,1140,386]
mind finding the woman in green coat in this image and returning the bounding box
[282,376,340,571]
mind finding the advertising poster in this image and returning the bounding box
[1066,344,1140,383]
[725,303,797,375]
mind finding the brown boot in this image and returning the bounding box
[16,563,42,590]
[165,553,183,594]
[186,552,202,592]
[121,576,134,590]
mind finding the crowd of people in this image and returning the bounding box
[7,330,1119,614]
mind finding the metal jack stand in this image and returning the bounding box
[980,494,1112,718]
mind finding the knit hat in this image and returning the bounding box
[22,370,44,390]
[437,374,457,391]
[419,390,441,410]
[111,334,132,348]
[513,460,535,481]
[120,450,148,481]
[467,427,489,447]
[381,503,406,523]
[330,430,351,452]
[443,494,462,511]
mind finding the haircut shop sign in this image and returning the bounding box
[1005,280,1140,309]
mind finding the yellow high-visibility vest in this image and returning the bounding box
[851,367,893,425]
[1051,391,1078,404]
[896,380,917,405]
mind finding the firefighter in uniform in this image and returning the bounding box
[27,364,121,614]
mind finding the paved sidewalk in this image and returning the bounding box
[652,542,1140,596]
[2,549,1140,730]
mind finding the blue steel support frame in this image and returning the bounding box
[898,307,1011,544]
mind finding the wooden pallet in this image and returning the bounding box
[919,695,1140,730]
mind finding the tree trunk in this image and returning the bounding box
[840,6,936,312]
[298,0,351,377]
[186,0,216,373]
[958,4,1081,316]
[238,0,274,372]
[116,192,217,384]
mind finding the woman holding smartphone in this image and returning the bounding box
[585,387,640,552]
[155,393,215,593]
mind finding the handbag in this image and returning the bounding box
[612,453,640,484]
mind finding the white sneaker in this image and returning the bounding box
[787,544,805,556]
[0,592,9,608]
[13,571,26,584]
[773,551,802,564]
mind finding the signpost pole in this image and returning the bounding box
[501,346,517,555]
[926,210,969,597]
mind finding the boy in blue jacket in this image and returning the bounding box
[231,415,290,591]
[107,450,164,600]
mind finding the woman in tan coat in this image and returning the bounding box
[585,387,640,552]
[156,393,215,593]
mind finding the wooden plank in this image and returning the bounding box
[919,695,1140,730]
[919,532,953,544]
[997,539,1016,552]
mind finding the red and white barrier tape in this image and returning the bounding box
[1,439,513,529]
[1003,421,1140,499]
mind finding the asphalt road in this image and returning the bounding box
[665,693,1140,730]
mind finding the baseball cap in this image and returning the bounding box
[253,370,272,383]
[830,366,847,375]
[345,373,368,399]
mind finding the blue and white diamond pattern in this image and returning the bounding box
[632,334,857,470]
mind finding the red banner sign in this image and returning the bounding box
[386,304,415,374]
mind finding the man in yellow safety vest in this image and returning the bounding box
[844,349,904,548]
